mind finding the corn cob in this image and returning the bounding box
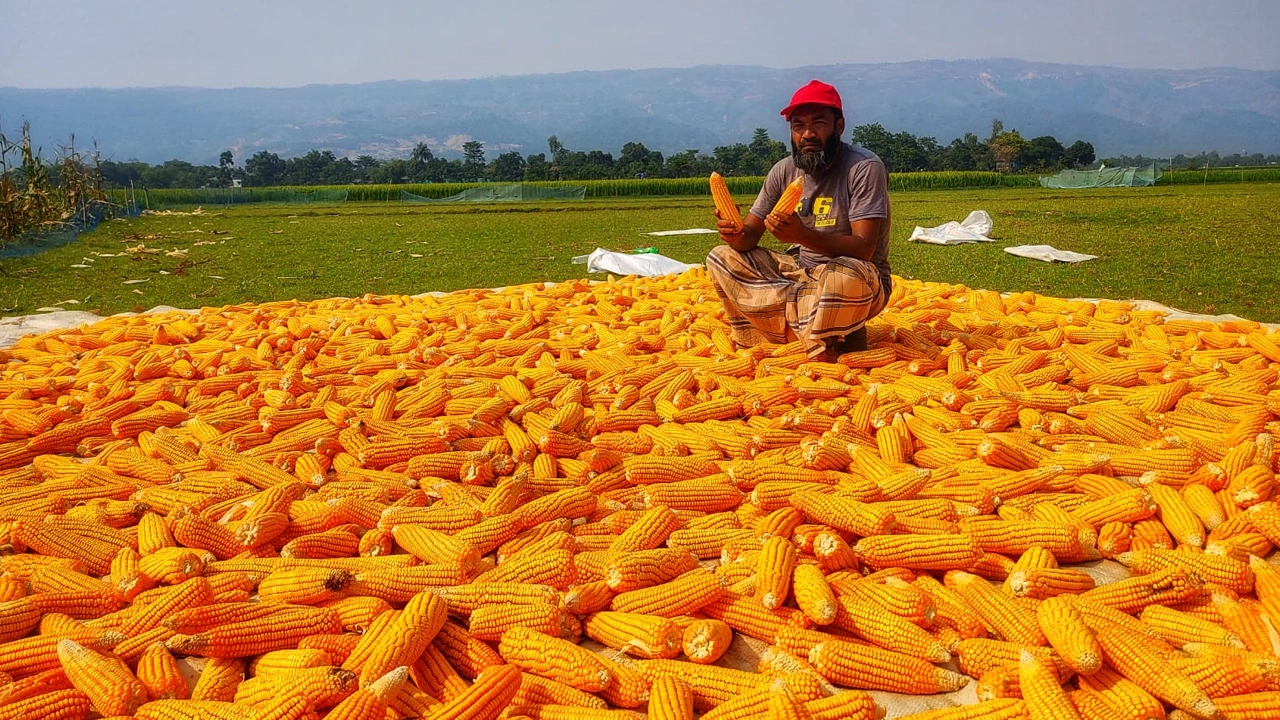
[1077,566,1208,613]
[855,533,983,571]
[0,688,91,720]
[633,658,770,711]
[582,611,682,659]
[165,606,341,658]
[188,657,245,702]
[1036,596,1101,675]
[791,563,838,626]
[512,671,611,710]
[1095,623,1220,719]
[136,641,189,700]
[1119,546,1254,594]
[610,568,725,617]
[1139,603,1245,648]
[499,625,614,692]
[604,549,699,592]
[57,638,147,716]
[682,618,733,664]
[806,634,967,694]
[945,570,1046,646]
[770,177,805,218]
[1018,649,1079,720]
[647,674,695,720]
[249,648,334,676]
[833,592,950,663]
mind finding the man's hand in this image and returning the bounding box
[715,210,744,245]
[764,212,811,246]
[715,210,765,253]
[764,212,881,261]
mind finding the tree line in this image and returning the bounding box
[96,120,1112,189]
[1101,151,1280,170]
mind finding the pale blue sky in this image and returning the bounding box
[2,0,1277,89]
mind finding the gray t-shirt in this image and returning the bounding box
[749,142,892,290]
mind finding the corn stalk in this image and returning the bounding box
[0,121,114,246]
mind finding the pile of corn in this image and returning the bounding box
[1,269,1280,720]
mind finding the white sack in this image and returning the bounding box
[584,248,699,277]
[1004,245,1098,263]
[908,210,994,245]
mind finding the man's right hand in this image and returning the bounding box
[716,212,744,245]
[715,210,764,252]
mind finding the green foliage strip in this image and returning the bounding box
[118,172,1052,206]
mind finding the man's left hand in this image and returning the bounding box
[764,212,810,246]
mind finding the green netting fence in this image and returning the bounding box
[1039,164,1162,188]
[399,184,586,203]
[124,188,350,207]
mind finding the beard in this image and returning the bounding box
[792,134,843,176]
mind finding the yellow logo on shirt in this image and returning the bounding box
[812,197,835,227]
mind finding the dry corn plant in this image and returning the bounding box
[0,120,113,245]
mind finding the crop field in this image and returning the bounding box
[4,182,1278,323]
[112,166,1280,208]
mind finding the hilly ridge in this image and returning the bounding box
[2,58,1277,164]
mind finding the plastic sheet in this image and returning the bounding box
[1004,244,1098,263]
[580,247,700,277]
[907,210,994,245]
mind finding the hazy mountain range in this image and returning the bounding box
[2,58,1277,164]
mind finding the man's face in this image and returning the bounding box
[789,105,845,176]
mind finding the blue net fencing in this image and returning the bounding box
[0,198,142,259]
[400,184,586,203]
[137,188,350,208]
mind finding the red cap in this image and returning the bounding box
[780,80,843,119]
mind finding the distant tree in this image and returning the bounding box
[98,160,149,187]
[664,149,707,177]
[579,150,614,179]
[219,151,235,170]
[710,143,752,175]
[1021,135,1066,171]
[850,124,895,164]
[749,128,787,170]
[524,153,551,181]
[1064,140,1095,169]
[490,151,526,181]
[408,143,435,182]
[548,135,564,158]
[989,130,1027,172]
[944,132,990,171]
[367,158,411,184]
[618,142,663,177]
[850,124,934,172]
[410,142,433,169]
[462,141,485,178]
[245,151,286,186]
[144,159,210,188]
[988,119,1005,143]
[352,155,379,183]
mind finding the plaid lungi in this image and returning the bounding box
[706,244,888,358]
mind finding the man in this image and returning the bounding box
[707,79,892,362]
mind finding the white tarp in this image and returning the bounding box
[1004,244,1098,263]
[0,307,194,349]
[908,210,994,245]
[583,248,699,277]
[642,228,718,236]
[0,310,105,348]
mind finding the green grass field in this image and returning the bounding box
[3,183,1278,322]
